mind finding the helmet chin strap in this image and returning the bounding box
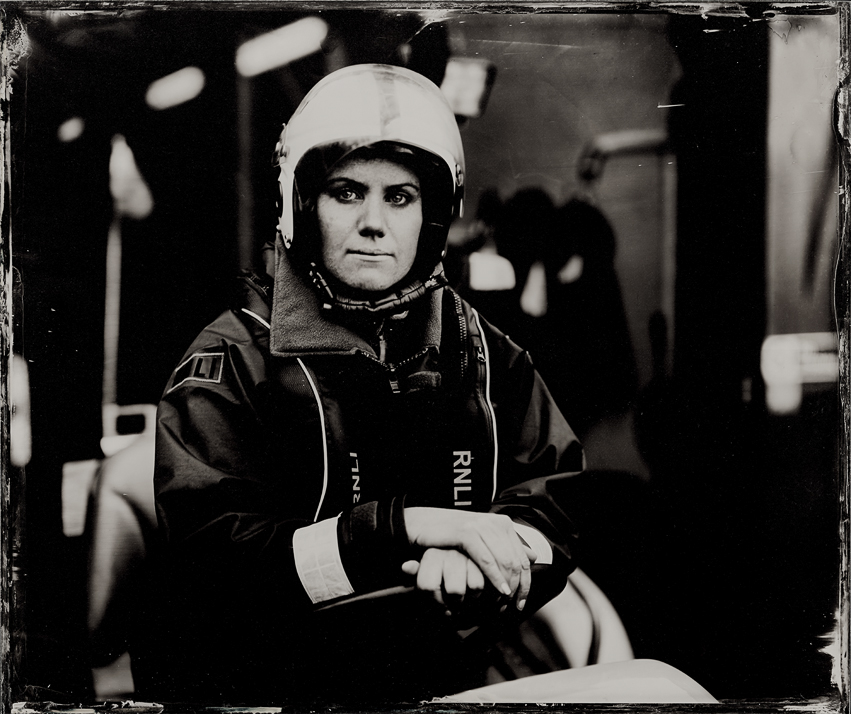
[306,260,448,314]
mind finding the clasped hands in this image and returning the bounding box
[401,507,536,619]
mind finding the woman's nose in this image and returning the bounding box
[358,195,386,237]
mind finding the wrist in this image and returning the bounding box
[338,496,413,592]
[402,506,431,545]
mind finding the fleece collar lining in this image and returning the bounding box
[269,247,443,359]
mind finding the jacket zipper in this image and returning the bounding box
[377,318,388,363]
[387,367,400,394]
[376,319,400,393]
[470,310,499,502]
[450,290,469,383]
[451,292,497,500]
[356,345,431,395]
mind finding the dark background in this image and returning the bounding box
[6,5,842,704]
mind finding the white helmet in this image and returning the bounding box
[273,63,465,311]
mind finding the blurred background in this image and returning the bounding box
[6,5,842,704]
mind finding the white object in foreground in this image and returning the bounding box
[440,659,717,704]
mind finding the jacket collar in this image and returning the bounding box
[269,245,444,359]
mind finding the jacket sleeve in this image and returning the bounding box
[155,314,412,611]
[154,315,318,611]
[483,319,585,615]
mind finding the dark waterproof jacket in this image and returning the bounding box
[132,268,583,706]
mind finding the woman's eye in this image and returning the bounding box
[386,192,412,206]
[332,188,359,202]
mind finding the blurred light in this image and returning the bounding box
[62,459,99,537]
[109,135,154,219]
[58,116,85,142]
[520,261,547,317]
[440,57,494,119]
[11,355,31,468]
[760,332,838,414]
[236,17,328,77]
[468,251,515,292]
[145,66,206,110]
[557,255,584,284]
[765,381,802,416]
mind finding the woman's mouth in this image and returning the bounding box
[350,250,392,258]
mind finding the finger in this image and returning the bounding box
[470,514,529,596]
[409,509,520,597]
[458,530,513,597]
[478,516,525,594]
[401,560,420,576]
[442,550,468,599]
[511,534,533,611]
[416,548,445,606]
[521,543,538,564]
[466,558,485,593]
[515,554,532,611]
[482,518,530,601]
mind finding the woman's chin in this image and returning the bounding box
[336,270,401,294]
[347,280,395,294]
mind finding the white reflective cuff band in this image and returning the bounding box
[514,523,554,566]
[292,516,355,604]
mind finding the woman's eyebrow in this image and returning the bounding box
[325,176,366,189]
[387,181,420,192]
[324,177,420,192]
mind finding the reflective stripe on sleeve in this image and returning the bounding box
[514,523,553,566]
[292,516,355,604]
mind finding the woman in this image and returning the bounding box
[133,64,583,705]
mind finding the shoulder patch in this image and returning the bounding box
[168,351,225,392]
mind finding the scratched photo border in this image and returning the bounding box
[0,2,848,712]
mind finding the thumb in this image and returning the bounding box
[401,560,420,576]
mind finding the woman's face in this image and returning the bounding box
[317,156,422,292]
